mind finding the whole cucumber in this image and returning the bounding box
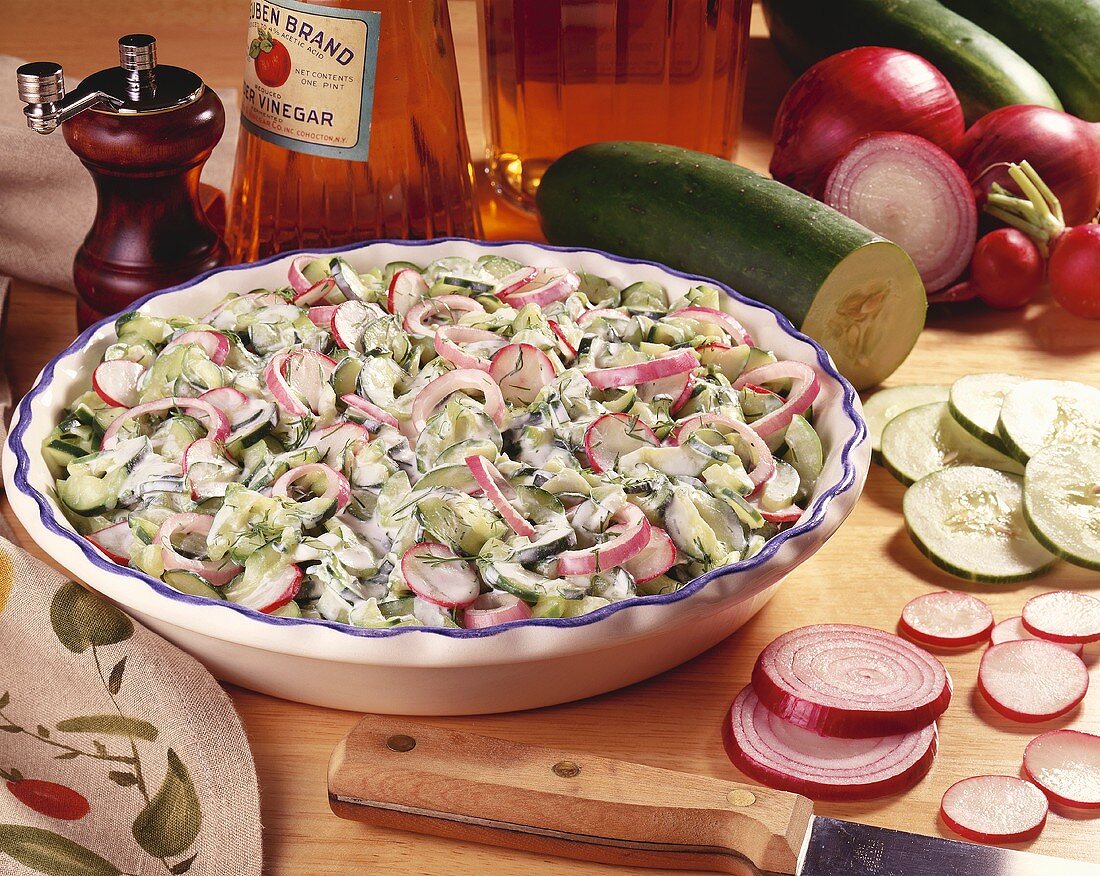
[535,142,927,390]
[761,0,1062,123]
[942,0,1100,122]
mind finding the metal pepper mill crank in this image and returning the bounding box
[16,35,227,329]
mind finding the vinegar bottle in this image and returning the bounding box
[226,0,481,262]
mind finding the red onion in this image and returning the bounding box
[668,306,753,346]
[1024,730,1100,810]
[340,394,399,430]
[940,776,1048,844]
[433,325,498,372]
[102,397,230,449]
[586,349,698,391]
[462,592,533,629]
[270,463,351,516]
[822,132,976,292]
[723,686,937,801]
[556,504,650,576]
[751,624,952,738]
[465,455,535,538]
[403,295,485,339]
[958,105,1100,227]
[898,591,993,649]
[671,413,775,491]
[978,640,1088,723]
[498,267,580,308]
[155,513,242,587]
[287,255,319,295]
[771,47,965,195]
[732,361,820,439]
[410,369,506,433]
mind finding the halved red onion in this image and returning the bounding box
[1023,730,1100,810]
[583,413,660,474]
[403,295,485,339]
[465,455,534,537]
[308,304,339,330]
[622,527,677,584]
[940,776,1048,844]
[724,686,937,801]
[752,624,951,738]
[387,269,428,318]
[293,277,338,307]
[163,330,230,365]
[340,393,400,430]
[495,266,538,298]
[499,267,580,308]
[87,521,134,565]
[586,349,698,391]
[669,306,753,346]
[732,362,819,439]
[411,369,506,433]
[898,591,993,649]
[155,513,242,587]
[978,640,1088,723]
[1021,591,1100,645]
[264,350,336,417]
[92,360,145,408]
[670,413,774,490]
[433,325,498,372]
[556,504,650,576]
[102,397,230,449]
[270,463,351,515]
[488,343,557,405]
[401,542,480,609]
[989,616,1083,656]
[822,132,976,293]
[288,254,321,295]
[462,591,533,629]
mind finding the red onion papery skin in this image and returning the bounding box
[770,47,966,195]
[959,105,1100,227]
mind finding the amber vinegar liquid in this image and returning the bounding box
[227,0,480,263]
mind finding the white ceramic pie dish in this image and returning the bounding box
[5,238,870,714]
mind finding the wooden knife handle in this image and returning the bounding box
[328,716,814,875]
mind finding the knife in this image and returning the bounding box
[328,716,1099,875]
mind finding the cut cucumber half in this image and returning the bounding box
[1023,444,1100,571]
[863,384,949,460]
[881,402,1023,486]
[162,569,223,600]
[948,373,1025,452]
[904,466,1056,582]
[997,379,1100,463]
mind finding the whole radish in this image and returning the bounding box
[971,229,1044,309]
[1049,225,1100,318]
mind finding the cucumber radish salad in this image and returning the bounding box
[44,254,826,629]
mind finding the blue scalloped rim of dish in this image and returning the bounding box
[9,238,868,640]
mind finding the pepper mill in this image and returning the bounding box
[16,35,228,329]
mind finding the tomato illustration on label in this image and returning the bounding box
[2,768,90,820]
[249,26,292,88]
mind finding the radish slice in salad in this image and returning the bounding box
[586,349,698,391]
[939,776,1048,844]
[669,306,753,347]
[224,563,303,614]
[1023,730,1100,810]
[92,360,144,408]
[87,521,134,565]
[733,362,820,439]
[556,504,650,576]
[752,624,951,738]
[724,686,937,801]
[102,397,230,449]
[1021,591,1100,645]
[434,325,499,372]
[637,369,694,414]
[403,295,485,339]
[270,463,351,515]
[489,343,557,405]
[411,369,506,433]
[293,277,337,307]
[495,266,538,298]
[583,413,660,474]
[462,591,533,629]
[621,527,677,584]
[387,269,428,318]
[671,413,775,490]
[287,254,320,295]
[155,513,242,587]
[978,640,1088,723]
[331,300,371,350]
[465,455,535,537]
[401,542,480,609]
[990,616,1083,656]
[308,304,339,330]
[163,330,230,365]
[498,267,580,308]
[898,591,993,649]
[340,393,400,430]
[548,320,578,360]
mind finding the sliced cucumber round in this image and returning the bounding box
[997,379,1100,463]
[904,466,1056,582]
[948,373,1025,452]
[881,402,1023,486]
[1023,444,1100,571]
[863,384,949,460]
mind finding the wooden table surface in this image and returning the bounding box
[2,2,1098,872]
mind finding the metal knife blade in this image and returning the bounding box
[799,816,1099,876]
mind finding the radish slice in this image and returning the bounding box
[270,463,351,515]
[288,254,320,295]
[92,360,145,408]
[465,455,535,537]
[669,306,753,346]
[990,616,1083,656]
[670,413,775,490]
[488,343,557,405]
[293,277,338,307]
[622,527,677,584]
[724,685,937,801]
[87,522,134,565]
[583,413,660,474]
[197,386,249,415]
[226,564,303,613]
[939,776,1048,844]
[303,421,373,464]
[586,349,698,391]
[752,624,951,738]
[331,300,371,350]
[978,640,1088,723]
[1023,730,1100,810]
[434,325,498,372]
[163,330,230,365]
[411,369,506,433]
[495,266,538,298]
[1021,591,1100,645]
[102,397,230,449]
[340,393,400,430]
[638,369,694,414]
[387,269,428,318]
[556,504,650,576]
[308,304,339,330]
[898,591,994,648]
[403,295,485,339]
[462,591,533,629]
[732,362,820,439]
[822,132,977,293]
[548,320,578,360]
[756,504,804,524]
[498,267,580,308]
[401,542,480,609]
[155,513,242,587]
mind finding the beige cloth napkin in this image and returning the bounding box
[0,538,262,875]
[0,56,238,293]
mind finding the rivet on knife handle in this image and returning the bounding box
[329,715,814,875]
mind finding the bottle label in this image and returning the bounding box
[240,0,380,162]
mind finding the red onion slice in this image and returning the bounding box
[403,295,485,339]
[822,132,976,293]
[1023,730,1100,810]
[752,624,951,738]
[1021,591,1100,645]
[586,350,698,391]
[401,542,480,609]
[940,776,1048,844]
[263,350,336,417]
[990,616,1083,656]
[340,394,399,430]
[978,640,1088,723]
[434,325,499,372]
[465,455,535,537]
[488,343,557,406]
[293,277,338,307]
[308,304,339,330]
[498,267,580,308]
[898,591,993,649]
[462,591,533,629]
[411,369,506,433]
[270,463,351,516]
[92,360,145,409]
[732,362,819,439]
[102,398,230,449]
[724,686,937,801]
[155,513,242,587]
[288,254,321,295]
[556,504,650,576]
[669,413,775,490]
[668,306,753,346]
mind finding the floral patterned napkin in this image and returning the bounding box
[0,538,262,875]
